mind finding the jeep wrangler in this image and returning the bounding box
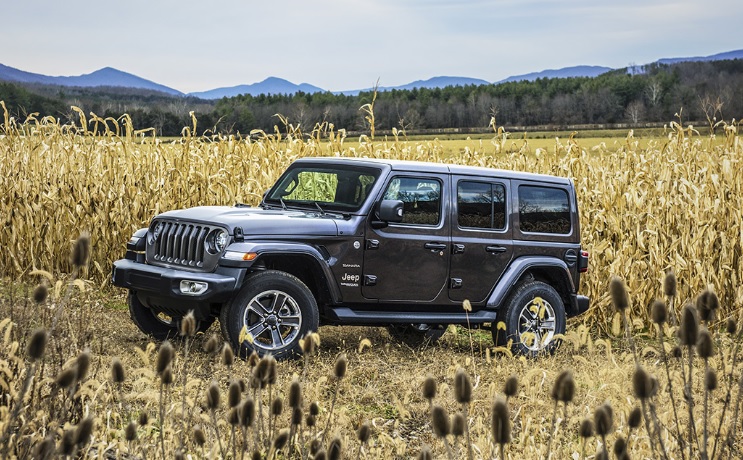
[112,157,589,358]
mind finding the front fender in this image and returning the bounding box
[486,256,575,309]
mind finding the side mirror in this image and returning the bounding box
[378,200,404,223]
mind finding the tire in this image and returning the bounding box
[128,291,214,341]
[387,324,446,347]
[493,281,565,357]
[225,270,319,360]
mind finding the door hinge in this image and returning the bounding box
[364,275,378,286]
[366,239,380,250]
[450,278,463,289]
[452,244,465,254]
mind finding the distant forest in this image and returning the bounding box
[1,60,742,137]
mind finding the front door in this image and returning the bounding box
[449,177,513,303]
[362,174,450,302]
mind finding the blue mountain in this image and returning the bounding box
[338,76,491,96]
[188,77,326,99]
[657,49,743,65]
[0,64,182,95]
[498,65,612,83]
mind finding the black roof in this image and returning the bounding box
[294,157,573,186]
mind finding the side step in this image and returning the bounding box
[323,307,498,326]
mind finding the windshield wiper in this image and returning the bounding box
[279,197,288,211]
[313,201,326,216]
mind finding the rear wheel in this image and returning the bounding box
[493,281,565,357]
[128,291,214,340]
[225,270,319,360]
[387,324,446,347]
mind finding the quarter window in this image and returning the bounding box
[383,177,441,225]
[518,185,571,234]
[457,181,506,230]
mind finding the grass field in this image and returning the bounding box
[1,107,743,458]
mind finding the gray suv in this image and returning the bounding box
[112,157,589,358]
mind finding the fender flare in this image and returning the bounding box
[486,256,575,309]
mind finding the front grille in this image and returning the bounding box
[149,221,213,269]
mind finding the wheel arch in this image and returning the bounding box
[487,256,575,310]
[249,252,337,308]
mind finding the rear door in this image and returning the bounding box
[448,176,513,303]
[362,173,451,302]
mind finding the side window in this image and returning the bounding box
[518,185,571,234]
[383,177,441,225]
[457,181,506,230]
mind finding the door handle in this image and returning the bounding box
[424,242,447,251]
[486,245,507,254]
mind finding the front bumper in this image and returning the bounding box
[112,259,243,308]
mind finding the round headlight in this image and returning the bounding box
[215,230,229,252]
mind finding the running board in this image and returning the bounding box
[323,307,498,326]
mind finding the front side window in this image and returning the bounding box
[518,185,571,234]
[265,164,379,212]
[457,181,506,230]
[383,177,441,225]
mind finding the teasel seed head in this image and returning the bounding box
[193,425,206,446]
[310,401,320,416]
[228,380,241,408]
[679,304,699,347]
[727,318,737,336]
[203,334,220,355]
[697,328,715,359]
[417,446,433,460]
[705,368,718,391]
[255,356,272,386]
[357,422,371,443]
[504,375,519,398]
[452,412,466,437]
[138,412,149,426]
[34,435,55,460]
[305,414,316,428]
[271,397,283,416]
[632,366,652,400]
[180,311,196,337]
[422,375,437,401]
[672,346,683,359]
[628,406,642,429]
[650,299,667,325]
[74,416,94,445]
[160,366,173,386]
[206,380,220,410]
[454,368,472,404]
[551,370,575,403]
[61,429,75,456]
[579,418,594,438]
[663,269,677,297]
[156,340,174,375]
[328,435,342,460]
[491,398,511,445]
[222,342,235,367]
[76,349,91,381]
[697,290,719,323]
[594,403,613,436]
[431,405,450,438]
[313,449,327,460]
[240,398,255,427]
[125,421,137,441]
[289,378,302,408]
[55,367,77,389]
[71,231,91,268]
[609,276,629,312]
[228,407,240,426]
[111,357,125,384]
[251,451,261,460]
[291,407,302,426]
[174,449,185,460]
[27,328,48,361]
[247,351,260,367]
[334,353,348,380]
[613,436,627,458]
[33,284,48,304]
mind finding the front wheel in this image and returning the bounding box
[225,270,319,360]
[128,291,214,341]
[493,281,565,357]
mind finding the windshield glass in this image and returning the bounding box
[264,163,381,212]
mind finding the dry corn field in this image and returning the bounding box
[1,104,743,459]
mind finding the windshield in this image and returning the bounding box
[264,163,381,213]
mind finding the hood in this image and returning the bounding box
[156,206,339,236]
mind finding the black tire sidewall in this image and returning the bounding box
[226,270,318,360]
[494,281,566,356]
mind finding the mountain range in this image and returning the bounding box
[1,49,741,100]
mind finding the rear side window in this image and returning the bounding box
[457,181,506,230]
[383,177,441,225]
[518,185,571,234]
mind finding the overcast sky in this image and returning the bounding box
[5,0,742,94]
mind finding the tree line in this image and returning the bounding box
[1,60,742,136]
